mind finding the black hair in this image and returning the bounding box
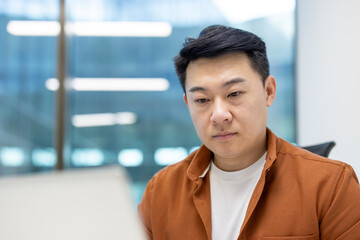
[174,25,269,93]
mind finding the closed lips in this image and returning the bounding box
[213,132,237,138]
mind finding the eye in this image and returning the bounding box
[228,91,242,97]
[195,98,209,104]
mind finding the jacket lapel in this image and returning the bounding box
[239,128,279,235]
[187,145,213,239]
[193,173,212,240]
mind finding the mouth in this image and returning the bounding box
[213,132,237,141]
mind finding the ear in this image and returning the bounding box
[264,76,276,107]
[183,94,189,107]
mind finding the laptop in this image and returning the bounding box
[0,166,147,240]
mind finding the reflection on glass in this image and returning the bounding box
[32,148,56,167]
[212,0,295,23]
[68,21,172,37]
[118,149,143,167]
[45,78,170,91]
[7,21,60,36]
[154,147,188,166]
[6,21,173,37]
[71,78,170,91]
[71,148,104,166]
[72,112,137,128]
[0,147,26,167]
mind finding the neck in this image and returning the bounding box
[213,138,267,172]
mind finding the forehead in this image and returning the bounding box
[185,52,260,90]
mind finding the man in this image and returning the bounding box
[138,25,360,239]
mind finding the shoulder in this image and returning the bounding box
[264,135,360,237]
[272,138,359,197]
[151,152,194,184]
[142,150,197,198]
[271,138,360,219]
[138,150,200,226]
[276,138,347,171]
[266,128,349,176]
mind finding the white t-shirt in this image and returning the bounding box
[210,153,266,240]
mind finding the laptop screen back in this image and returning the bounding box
[0,166,147,240]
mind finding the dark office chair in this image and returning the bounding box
[300,141,336,158]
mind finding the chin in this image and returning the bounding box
[212,147,240,159]
[218,152,240,159]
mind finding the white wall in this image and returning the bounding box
[297,0,360,176]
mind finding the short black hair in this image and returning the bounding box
[174,25,269,93]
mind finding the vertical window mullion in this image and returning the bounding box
[55,0,66,170]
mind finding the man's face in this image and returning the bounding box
[184,52,276,171]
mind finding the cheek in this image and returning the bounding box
[189,109,209,134]
[235,99,267,127]
[250,101,268,126]
[191,112,205,129]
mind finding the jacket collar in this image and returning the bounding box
[186,127,280,181]
[186,145,213,181]
[264,128,280,171]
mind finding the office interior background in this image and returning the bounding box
[0,0,359,203]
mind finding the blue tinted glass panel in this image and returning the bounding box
[0,0,58,175]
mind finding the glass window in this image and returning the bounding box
[0,0,296,203]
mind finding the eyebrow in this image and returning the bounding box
[188,78,246,93]
[222,78,246,87]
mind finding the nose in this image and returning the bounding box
[210,99,232,125]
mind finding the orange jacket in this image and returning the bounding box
[138,129,360,239]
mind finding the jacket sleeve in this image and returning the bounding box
[137,177,155,240]
[320,164,360,239]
